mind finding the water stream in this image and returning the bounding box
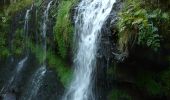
[0,8,32,94]
[21,1,53,100]
[63,0,115,100]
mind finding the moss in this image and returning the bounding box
[29,42,72,87]
[53,0,78,59]
[12,28,25,56]
[47,51,73,87]
[108,89,132,100]
[0,12,10,58]
[135,71,162,96]
[29,43,44,64]
[5,0,32,15]
[160,69,170,96]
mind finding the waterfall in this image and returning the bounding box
[0,8,32,94]
[21,1,53,100]
[24,8,32,54]
[63,0,115,100]
[0,57,28,94]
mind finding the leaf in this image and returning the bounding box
[132,18,143,25]
[162,13,169,20]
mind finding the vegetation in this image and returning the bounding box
[12,28,25,56]
[135,71,162,96]
[0,12,10,58]
[29,42,72,86]
[53,0,77,58]
[108,89,132,100]
[1,0,170,99]
[160,69,170,96]
[5,0,32,15]
[47,51,73,87]
[117,0,169,52]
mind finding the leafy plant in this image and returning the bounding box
[53,0,77,58]
[117,0,169,52]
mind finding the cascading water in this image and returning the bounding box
[24,9,31,53]
[0,57,28,94]
[21,1,52,100]
[0,8,32,94]
[63,0,115,100]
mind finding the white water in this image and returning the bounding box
[0,56,28,94]
[24,9,30,37]
[0,9,31,94]
[42,1,53,64]
[23,66,46,100]
[21,1,52,100]
[24,9,31,54]
[63,0,115,100]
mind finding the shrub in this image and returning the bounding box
[53,0,77,58]
[117,0,169,52]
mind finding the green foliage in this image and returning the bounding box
[5,0,32,15]
[117,0,169,52]
[0,12,10,58]
[47,51,73,87]
[160,69,170,96]
[12,28,25,56]
[29,42,45,64]
[34,0,42,7]
[135,71,162,96]
[0,35,9,58]
[108,89,132,100]
[53,0,77,58]
[138,23,160,51]
[29,42,72,86]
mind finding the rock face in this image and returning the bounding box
[0,55,64,100]
[2,93,16,100]
[1,0,170,100]
[95,0,170,99]
[0,1,64,99]
[95,0,123,99]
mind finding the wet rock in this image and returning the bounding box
[2,92,16,100]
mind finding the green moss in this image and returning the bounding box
[47,51,73,87]
[108,89,132,100]
[12,28,25,56]
[53,0,78,58]
[160,69,170,96]
[0,12,10,58]
[5,0,32,15]
[135,71,162,96]
[29,42,72,87]
[29,43,44,64]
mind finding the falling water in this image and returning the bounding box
[21,65,46,100]
[63,0,115,100]
[0,57,28,94]
[42,1,53,64]
[24,9,31,54]
[21,1,52,100]
[0,8,32,94]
